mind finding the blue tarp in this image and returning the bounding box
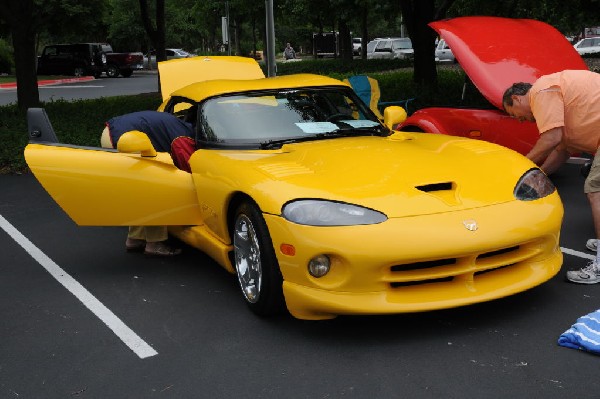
[558,308,600,354]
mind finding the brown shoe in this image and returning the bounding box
[126,238,146,252]
[144,241,182,257]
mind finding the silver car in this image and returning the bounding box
[435,39,456,63]
[367,37,413,60]
[573,37,600,56]
[143,48,194,69]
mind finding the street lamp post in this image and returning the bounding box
[265,0,276,76]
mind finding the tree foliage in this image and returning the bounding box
[1,0,600,110]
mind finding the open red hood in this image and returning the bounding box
[430,17,588,109]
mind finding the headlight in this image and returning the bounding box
[282,200,387,226]
[514,168,556,201]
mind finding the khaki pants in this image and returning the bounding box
[128,226,168,243]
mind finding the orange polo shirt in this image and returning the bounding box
[530,70,600,154]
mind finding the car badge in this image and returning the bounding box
[463,220,478,231]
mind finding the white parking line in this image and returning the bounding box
[39,85,105,89]
[0,214,158,359]
[561,247,595,260]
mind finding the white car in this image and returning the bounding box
[367,37,413,60]
[143,48,194,69]
[435,39,456,63]
[573,37,600,56]
[352,38,362,55]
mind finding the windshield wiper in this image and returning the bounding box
[259,129,388,149]
[260,134,329,149]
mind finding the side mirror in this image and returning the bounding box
[382,106,407,130]
[116,130,157,157]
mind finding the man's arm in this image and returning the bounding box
[526,127,563,165]
[539,146,570,175]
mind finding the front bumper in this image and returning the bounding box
[264,198,563,320]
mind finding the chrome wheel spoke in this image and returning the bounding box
[234,214,262,303]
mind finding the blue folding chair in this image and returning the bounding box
[344,75,415,118]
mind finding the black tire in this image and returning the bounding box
[106,64,120,78]
[582,161,592,178]
[232,201,284,316]
[73,66,85,77]
[121,69,133,78]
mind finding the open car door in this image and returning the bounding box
[25,108,203,226]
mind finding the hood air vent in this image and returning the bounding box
[416,182,453,192]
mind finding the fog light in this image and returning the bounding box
[308,255,330,278]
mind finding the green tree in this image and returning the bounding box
[0,0,108,112]
[139,0,166,62]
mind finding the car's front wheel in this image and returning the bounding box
[233,201,284,316]
[73,66,85,77]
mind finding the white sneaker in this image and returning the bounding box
[587,239,598,252]
[566,261,600,284]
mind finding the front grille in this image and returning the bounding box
[388,245,522,288]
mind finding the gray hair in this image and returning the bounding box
[502,82,532,110]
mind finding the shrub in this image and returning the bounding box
[0,93,162,173]
[3,66,477,174]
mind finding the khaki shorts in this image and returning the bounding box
[584,155,600,193]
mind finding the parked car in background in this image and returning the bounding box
[25,56,563,320]
[573,37,600,56]
[397,16,588,156]
[37,43,106,78]
[36,43,144,78]
[366,37,413,60]
[101,44,144,78]
[435,39,455,62]
[352,38,362,55]
[143,48,194,69]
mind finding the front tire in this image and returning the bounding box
[232,201,284,316]
[73,66,85,77]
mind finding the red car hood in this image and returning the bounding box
[430,17,588,109]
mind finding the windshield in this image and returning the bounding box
[392,39,412,50]
[198,87,388,148]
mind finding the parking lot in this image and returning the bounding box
[1,162,600,398]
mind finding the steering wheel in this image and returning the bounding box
[326,113,349,122]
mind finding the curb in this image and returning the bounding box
[0,76,96,89]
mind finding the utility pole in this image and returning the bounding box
[265,0,276,76]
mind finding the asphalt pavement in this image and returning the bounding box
[1,162,599,398]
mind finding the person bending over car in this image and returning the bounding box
[101,110,195,257]
[502,69,600,284]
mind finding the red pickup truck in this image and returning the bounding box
[99,43,144,78]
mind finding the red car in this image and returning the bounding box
[398,16,588,156]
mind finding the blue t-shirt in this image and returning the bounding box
[107,111,194,152]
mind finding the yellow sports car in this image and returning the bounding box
[25,56,563,320]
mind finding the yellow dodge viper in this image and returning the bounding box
[24,56,563,320]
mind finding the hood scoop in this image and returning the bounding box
[415,182,461,206]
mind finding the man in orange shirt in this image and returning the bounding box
[503,69,600,284]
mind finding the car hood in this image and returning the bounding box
[430,16,588,109]
[195,133,539,218]
[157,56,265,101]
